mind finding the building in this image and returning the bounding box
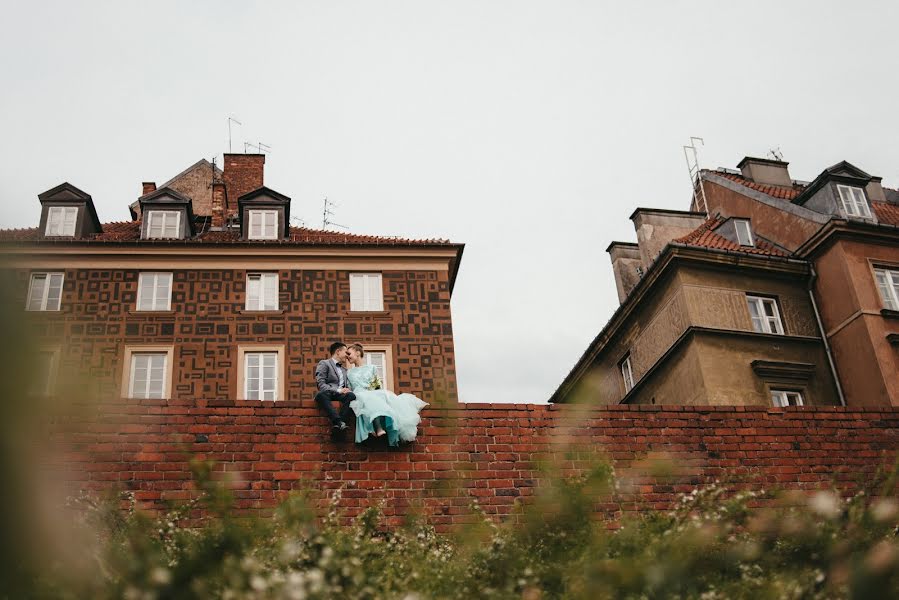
[694,157,899,407]
[3,154,464,405]
[552,155,899,408]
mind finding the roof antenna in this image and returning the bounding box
[322,197,347,230]
[767,146,784,161]
[244,141,272,155]
[683,136,709,215]
[227,116,241,153]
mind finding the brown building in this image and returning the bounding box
[694,158,899,407]
[3,155,464,405]
[553,154,899,407]
[551,207,841,406]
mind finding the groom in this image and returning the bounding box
[314,341,356,439]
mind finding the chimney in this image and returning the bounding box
[866,176,887,203]
[222,154,265,218]
[737,157,792,187]
[630,208,708,269]
[142,182,157,196]
[607,242,643,304]
[211,182,228,228]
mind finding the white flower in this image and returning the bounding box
[809,491,841,519]
[150,567,172,586]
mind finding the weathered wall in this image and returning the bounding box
[20,267,458,403]
[47,402,899,530]
[815,238,899,406]
[579,262,837,406]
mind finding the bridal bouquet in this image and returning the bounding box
[370,374,382,390]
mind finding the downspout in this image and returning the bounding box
[807,266,846,406]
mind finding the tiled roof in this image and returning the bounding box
[0,220,455,246]
[873,201,899,227]
[708,171,804,200]
[673,215,789,257]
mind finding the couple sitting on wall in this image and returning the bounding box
[314,341,427,445]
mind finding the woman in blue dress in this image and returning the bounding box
[345,343,427,446]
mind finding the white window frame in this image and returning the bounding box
[836,184,872,218]
[734,219,754,246]
[26,272,64,311]
[771,390,804,407]
[45,206,78,236]
[146,210,182,239]
[121,346,174,399]
[349,273,384,312]
[246,273,279,311]
[620,355,634,393]
[874,267,899,311]
[136,272,173,311]
[237,345,285,401]
[362,344,395,391]
[746,295,784,335]
[248,209,279,240]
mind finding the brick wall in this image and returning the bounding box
[22,267,457,403]
[48,402,899,530]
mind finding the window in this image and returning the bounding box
[620,355,634,393]
[26,272,64,311]
[771,390,803,407]
[45,206,78,236]
[734,219,754,246]
[365,351,387,383]
[361,344,394,390]
[350,273,384,311]
[137,273,173,311]
[245,352,278,400]
[146,210,181,239]
[836,185,872,218]
[246,273,278,311]
[30,349,58,396]
[747,295,784,334]
[248,209,278,240]
[874,267,899,310]
[128,353,168,399]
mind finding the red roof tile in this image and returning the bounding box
[673,215,789,257]
[0,220,455,246]
[872,201,899,227]
[708,171,804,200]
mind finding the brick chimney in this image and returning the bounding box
[142,182,157,196]
[222,154,265,218]
[737,157,792,188]
[211,182,228,228]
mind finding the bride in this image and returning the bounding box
[345,343,427,446]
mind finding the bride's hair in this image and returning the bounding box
[350,343,365,357]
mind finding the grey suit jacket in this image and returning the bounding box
[315,358,348,393]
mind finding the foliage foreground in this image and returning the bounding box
[21,457,899,599]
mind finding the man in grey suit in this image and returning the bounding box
[314,341,356,439]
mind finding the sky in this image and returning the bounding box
[1,1,898,403]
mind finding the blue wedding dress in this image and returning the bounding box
[347,364,427,446]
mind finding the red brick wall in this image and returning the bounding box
[48,403,899,530]
[21,267,457,403]
[222,154,264,216]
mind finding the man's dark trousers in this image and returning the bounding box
[314,389,355,426]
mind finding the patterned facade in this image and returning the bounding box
[4,155,463,405]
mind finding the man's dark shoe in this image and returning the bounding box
[330,421,348,440]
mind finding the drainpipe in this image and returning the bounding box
[807,266,846,406]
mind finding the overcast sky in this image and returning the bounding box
[2,1,898,403]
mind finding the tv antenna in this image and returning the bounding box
[683,136,709,215]
[322,197,347,230]
[227,116,242,153]
[289,216,306,228]
[767,146,784,161]
[244,141,272,155]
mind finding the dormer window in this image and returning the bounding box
[237,187,291,241]
[146,210,182,239]
[248,210,278,240]
[45,206,78,236]
[734,219,754,246]
[836,185,872,218]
